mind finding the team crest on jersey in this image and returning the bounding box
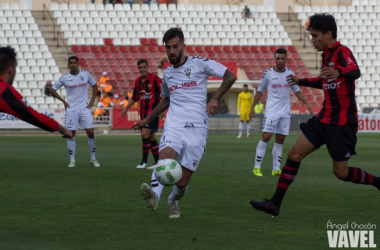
[184,68,191,77]
[193,159,198,167]
[80,76,84,81]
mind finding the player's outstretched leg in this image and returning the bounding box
[250,158,300,216]
[67,138,76,167]
[167,185,188,219]
[341,166,380,190]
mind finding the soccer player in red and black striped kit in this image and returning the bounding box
[250,13,380,216]
[121,59,162,169]
[0,46,72,139]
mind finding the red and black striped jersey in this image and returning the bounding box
[299,41,360,125]
[0,77,59,132]
[132,73,162,119]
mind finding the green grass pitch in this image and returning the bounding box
[0,133,379,249]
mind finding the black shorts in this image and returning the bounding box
[300,116,357,161]
[143,117,159,132]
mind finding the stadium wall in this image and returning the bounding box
[0,0,353,11]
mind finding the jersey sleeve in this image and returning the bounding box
[161,74,170,97]
[0,85,59,132]
[196,58,228,78]
[52,75,64,91]
[87,72,97,86]
[257,71,269,93]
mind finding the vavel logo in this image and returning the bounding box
[327,220,377,248]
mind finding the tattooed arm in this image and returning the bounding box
[207,70,237,115]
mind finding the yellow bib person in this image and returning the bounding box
[237,84,253,138]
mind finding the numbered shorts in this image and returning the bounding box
[240,108,251,121]
[65,108,94,130]
[262,115,290,135]
[300,116,357,161]
[159,127,208,172]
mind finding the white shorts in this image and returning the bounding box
[262,115,290,135]
[65,108,94,131]
[159,127,208,172]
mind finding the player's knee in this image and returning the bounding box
[333,168,348,180]
[177,176,190,189]
[287,148,302,162]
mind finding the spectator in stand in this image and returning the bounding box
[44,80,53,97]
[242,4,252,19]
[102,79,113,95]
[100,92,111,107]
[157,0,166,6]
[127,0,134,8]
[94,102,106,119]
[120,94,129,108]
[97,72,109,96]
[111,94,121,108]
[143,0,151,6]
[304,16,311,36]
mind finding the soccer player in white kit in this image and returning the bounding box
[50,56,100,168]
[133,28,237,218]
[249,49,312,177]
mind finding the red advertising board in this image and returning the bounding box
[112,108,165,129]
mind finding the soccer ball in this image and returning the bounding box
[154,159,182,186]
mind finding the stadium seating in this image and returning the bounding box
[295,1,380,111]
[0,4,64,109]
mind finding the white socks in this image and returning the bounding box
[272,142,283,171]
[238,122,243,134]
[246,122,251,135]
[151,171,164,201]
[87,138,96,160]
[168,185,188,204]
[254,140,267,169]
[67,138,76,162]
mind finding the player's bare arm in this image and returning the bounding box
[286,74,299,85]
[132,97,170,130]
[121,99,136,117]
[50,88,70,109]
[207,70,237,115]
[57,124,73,139]
[87,84,98,109]
[295,91,313,115]
[249,91,263,118]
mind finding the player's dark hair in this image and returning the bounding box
[68,56,79,63]
[162,27,184,44]
[308,13,337,39]
[0,46,17,75]
[137,59,148,66]
[243,84,248,87]
[275,48,287,56]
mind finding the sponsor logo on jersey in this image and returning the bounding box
[168,81,197,92]
[139,90,152,99]
[323,81,341,90]
[68,83,87,88]
[272,84,290,89]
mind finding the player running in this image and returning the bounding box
[250,48,312,177]
[121,59,162,169]
[237,84,253,138]
[0,46,72,139]
[133,28,237,218]
[50,56,100,168]
[250,13,380,217]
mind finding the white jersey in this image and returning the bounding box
[258,67,300,117]
[52,70,96,111]
[161,56,227,128]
